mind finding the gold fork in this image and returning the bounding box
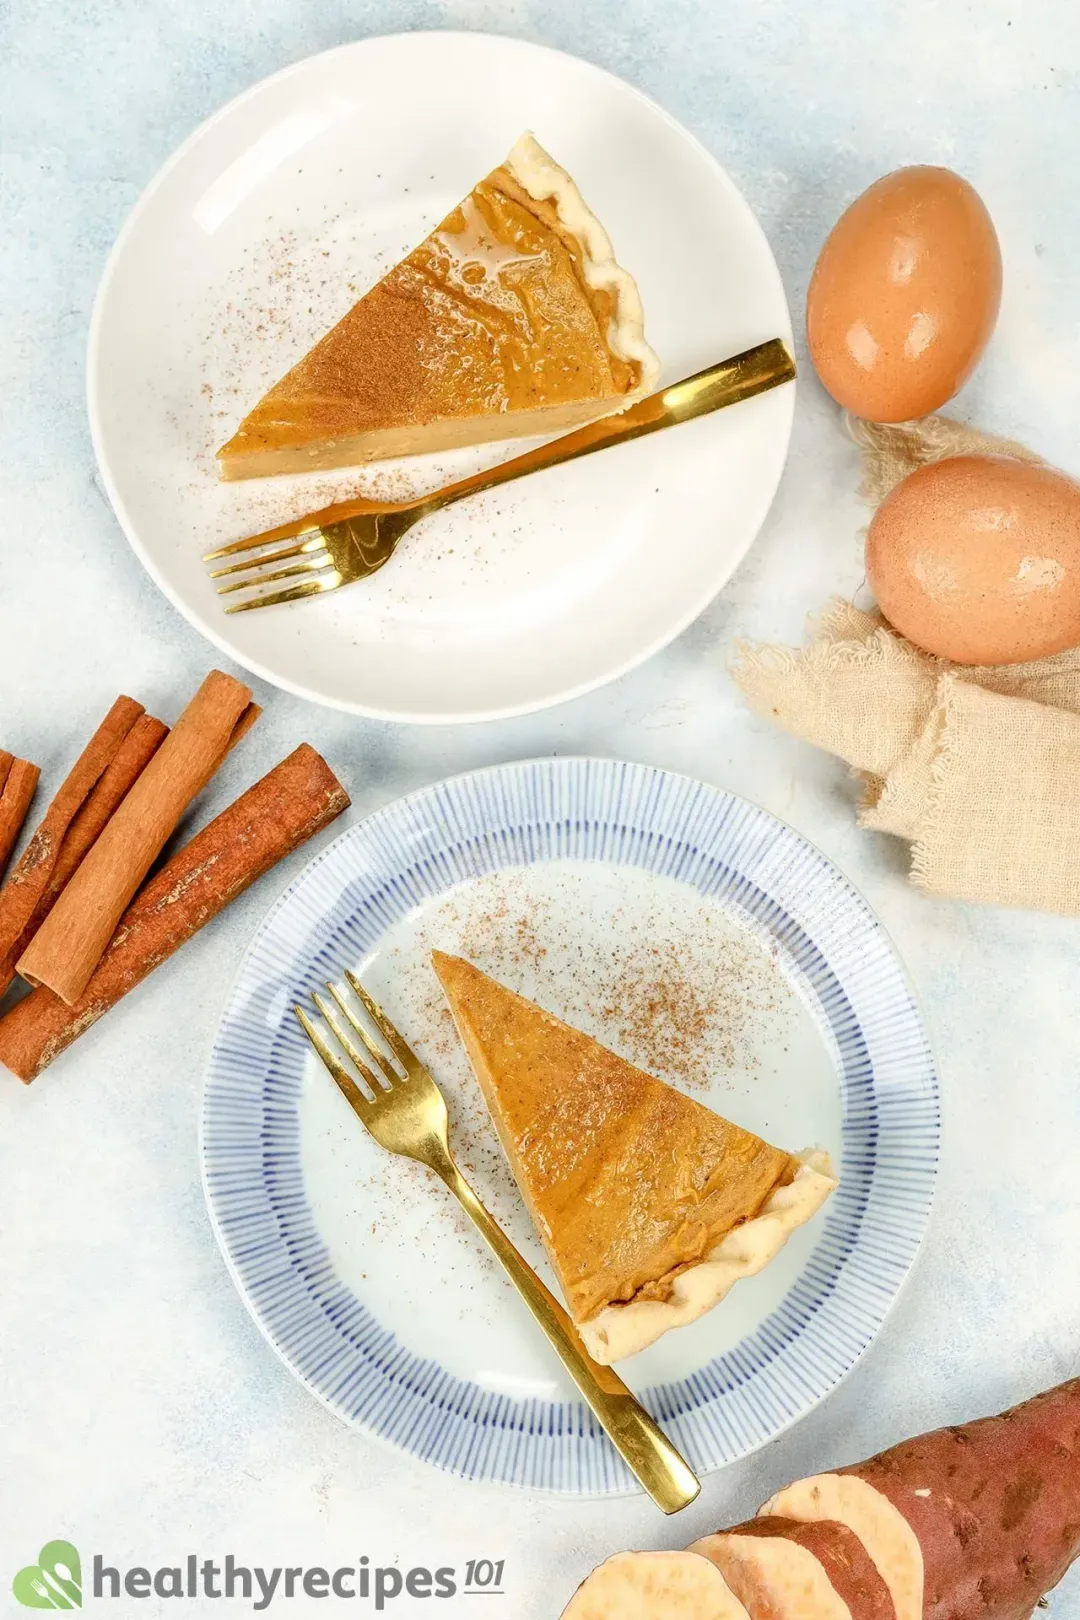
[295,969,701,1514]
[205,338,795,613]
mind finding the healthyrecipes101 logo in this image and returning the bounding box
[13,1542,82,1609]
[12,1541,506,1610]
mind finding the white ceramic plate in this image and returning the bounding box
[89,32,794,722]
[202,760,939,1493]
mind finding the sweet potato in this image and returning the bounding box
[559,1551,751,1619]
[692,1518,896,1620]
[763,1377,1080,1620]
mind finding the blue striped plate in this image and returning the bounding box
[202,759,938,1494]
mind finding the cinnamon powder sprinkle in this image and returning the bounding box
[589,934,780,1091]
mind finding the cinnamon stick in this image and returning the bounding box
[0,715,168,995]
[0,697,144,985]
[0,756,41,883]
[227,701,262,752]
[0,745,350,1082]
[18,670,256,1005]
[44,715,169,901]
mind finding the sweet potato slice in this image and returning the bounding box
[559,1551,751,1619]
[692,1518,896,1620]
[763,1477,920,1620]
[764,1377,1080,1620]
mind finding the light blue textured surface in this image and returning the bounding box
[2,5,1079,1617]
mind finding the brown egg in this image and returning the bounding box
[807,166,1001,422]
[867,456,1080,664]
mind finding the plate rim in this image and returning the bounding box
[200,755,939,1494]
[86,29,795,724]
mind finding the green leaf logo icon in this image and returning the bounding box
[12,1542,82,1609]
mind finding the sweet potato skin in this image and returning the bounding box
[840,1377,1080,1620]
[727,1518,897,1620]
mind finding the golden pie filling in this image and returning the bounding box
[217,134,660,478]
[433,952,836,1364]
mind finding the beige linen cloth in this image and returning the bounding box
[733,416,1080,915]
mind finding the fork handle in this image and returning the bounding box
[432,1155,700,1514]
[412,338,796,519]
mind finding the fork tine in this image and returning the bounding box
[202,491,389,563]
[294,1004,370,1110]
[203,519,323,562]
[215,554,333,595]
[313,991,386,1092]
[207,534,328,580]
[326,981,402,1084]
[224,573,343,614]
[344,972,422,1074]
